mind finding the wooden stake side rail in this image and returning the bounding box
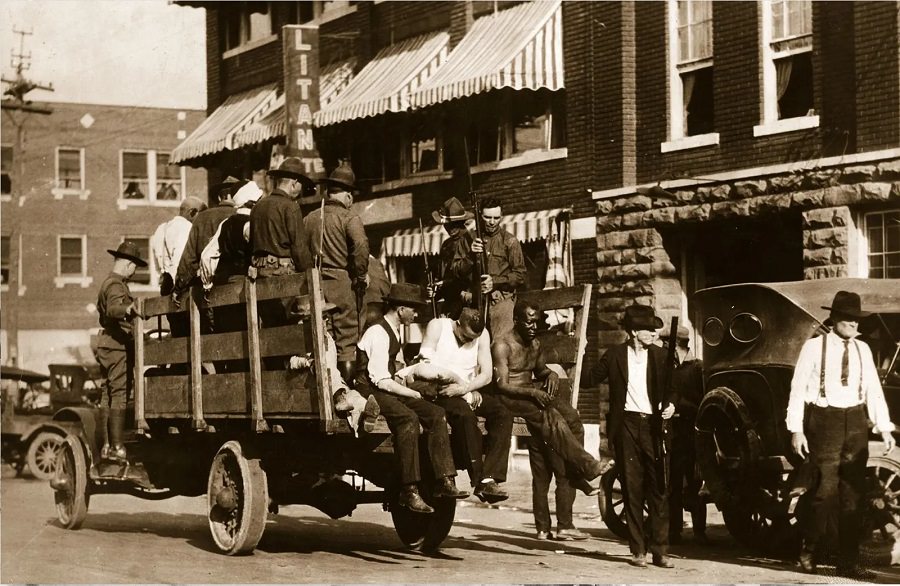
[133,270,336,433]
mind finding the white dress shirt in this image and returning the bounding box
[150,215,192,280]
[786,331,894,434]
[624,345,654,414]
[357,316,404,390]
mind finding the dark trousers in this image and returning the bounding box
[669,418,706,537]
[322,269,360,362]
[801,404,868,567]
[435,393,513,486]
[617,412,670,557]
[368,389,456,485]
[528,436,576,533]
[97,345,133,409]
[501,395,599,481]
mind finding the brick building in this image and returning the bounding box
[173,1,899,455]
[1,102,207,373]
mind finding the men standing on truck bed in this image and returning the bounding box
[492,301,614,509]
[356,283,468,513]
[96,241,147,461]
[304,161,369,384]
[432,197,475,319]
[787,290,896,579]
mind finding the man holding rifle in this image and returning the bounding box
[585,304,677,569]
[430,197,475,319]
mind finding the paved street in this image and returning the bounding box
[4,465,900,584]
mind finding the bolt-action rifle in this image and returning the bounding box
[656,316,679,492]
[419,218,438,319]
[461,136,488,320]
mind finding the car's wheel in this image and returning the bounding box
[54,436,90,529]
[598,468,649,541]
[26,431,64,481]
[390,487,457,552]
[207,441,268,555]
[861,453,900,565]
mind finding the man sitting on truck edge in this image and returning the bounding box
[356,283,469,513]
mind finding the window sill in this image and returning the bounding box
[372,170,453,193]
[52,187,90,200]
[0,284,8,293]
[753,115,819,137]
[660,133,720,153]
[54,276,93,288]
[117,198,181,211]
[222,34,278,59]
[471,147,568,175]
[0,194,10,202]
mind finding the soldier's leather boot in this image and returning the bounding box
[337,360,356,387]
[398,484,434,514]
[107,408,128,461]
[98,406,110,459]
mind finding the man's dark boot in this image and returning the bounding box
[107,408,128,461]
[398,484,434,514]
[97,406,110,459]
[433,476,470,499]
[337,360,356,387]
[798,548,816,574]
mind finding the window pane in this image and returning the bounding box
[777,53,813,119]
[885,211,900,252]
[886,252,900,279]
[511,92,550,155]
[248,3,272,41]
[156,153,181,200]
[123,152,149,199]
[409,118,439,174]
[787,0,811,36]
[60,238,83,276]
[684,66,714,136]
[1,236,9,285]
[772,0,785,38]
[58,149,82,190]
[1,145,12,195]
[126,238,151,284]
[60,238,82,256]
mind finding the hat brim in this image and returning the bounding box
[821,305,872,320]
[267,169,317,189]
[212,180,243,195]
[108,249,148,268]
[431,210,475,224]
[385,295,427,307]
[322,177,356,192]
[622,316,664,331]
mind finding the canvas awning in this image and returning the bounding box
[410,0,564,110]
[380,207,570,258]
[223,59,360,151]
[171,83,280,164]
[314,31,449,127]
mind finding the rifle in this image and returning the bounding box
[419,218,438,319]
[461,135,489,320]
[656,316,679,492]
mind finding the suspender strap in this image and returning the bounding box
[818,335,828,402]
[853,339,864,403]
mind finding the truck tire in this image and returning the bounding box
[54,436,90,529]
[207,441,268,555]
[26,431,64,481]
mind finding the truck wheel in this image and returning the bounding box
[54,436,90,529]
[390,491,457,552]
[26,431,63,481]
[598,468,648,540]
[207,441,268,555]
[861,454,900,566]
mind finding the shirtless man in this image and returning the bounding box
[492,301,614,498]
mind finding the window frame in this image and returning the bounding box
[52,146,89,199]
[1,143,12,200]
[663,0,719,152]
[1,234,10,292]
[863,209,900,279]
[118,149,185,209]
[222,1,277,58]
[754,0,818,137]
[55,234,92,288]
[122,235,157,292]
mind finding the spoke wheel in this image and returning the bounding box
[54,436,89,529]
[598,468,649,541]
[390,487,457,553]
[862,455,900,565]
[27,432,64,481]
[207,441,268,555]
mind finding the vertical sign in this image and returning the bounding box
[278,25,325,178]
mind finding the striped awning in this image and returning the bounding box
[171,83,279,164]
[314,31,449,127]
[229,58,358,150]
[381,207,570,258]
[410,0,564,110]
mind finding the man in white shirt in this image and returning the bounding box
[787,290,895,578]
[356,283,468,514]
[149,196,206,337]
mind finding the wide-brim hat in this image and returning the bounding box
[621,303,663,331]
[267,157,317,191]
[668,325,691,340]
[385,283,427,307]
[822,290,871,320]
[322,162,357,192]
[432,196,475,224]
[212,175,243,197]
[107,241,148,268]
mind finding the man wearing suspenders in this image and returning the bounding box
[786,290,896,579]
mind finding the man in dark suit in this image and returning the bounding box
[585,304,677,569]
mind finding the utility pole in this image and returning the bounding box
[1,28,54,366]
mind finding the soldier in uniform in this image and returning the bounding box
[304,162,369,384]
[431,197,475,320]
[96,241,147,461]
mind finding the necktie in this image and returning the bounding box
[841,339,850,386]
